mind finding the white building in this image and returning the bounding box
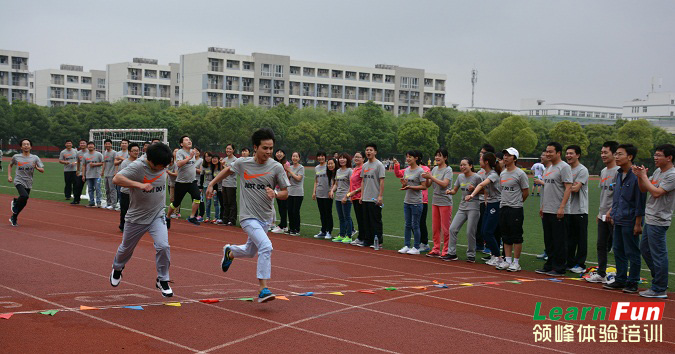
[33,65,106,106]
[623,92,675,132]
[520,98,623,125]
[0,49,30,103]
[107,58,179,104]
[179,47,447,115]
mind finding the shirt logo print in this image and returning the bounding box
[500,178,513,183]
[17,161,30,167]
[243,170,271,180]
[364,168,373,173]
[142,171,165,184]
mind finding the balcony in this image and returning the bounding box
[226,84,238,91]
[129,74,141,81]
[317,91,329,98]
[259,87,272,94]
[345,93,356,100]
[302,91,314,97]
[12,64,28,71]
[225,100,239,108]
[331,91,342,99]
[208,82,223,90]
[273,89,285,95]
[208,99,223,107]
[358,94,369,100]
[242,85,253,92]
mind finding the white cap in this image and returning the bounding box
[502,147,519,159]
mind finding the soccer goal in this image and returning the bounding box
[89,128,169,152]
[83,129,169,207]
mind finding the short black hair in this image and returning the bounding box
[461,157,475,172]
[121,138,130,144]
[547,142,563,153]
[252,128,275,147]
[128,143,139,151]
[365,143,378,151]
[655,144,675,161]
[20,138,32,147]
[602,141,619,154]
[226,143,235,150]
[316,151,327,158]
[79,139,87,143]
[143,141,150,146]
[65,139,72,144]
[145,143,172,167]
[566,145,581,156]
[241,147,249,152]
[617,143,637,162]
[104,139,112,144]
[481,144,495,153]
[435,148,449,165]
[87,141,95,146]
[151,138,161,143]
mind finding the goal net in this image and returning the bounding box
[84,129,169,206]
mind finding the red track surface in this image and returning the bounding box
[0,194,673,353]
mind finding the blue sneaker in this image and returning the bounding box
[221,245,233,272]
[258,288,276,303]
[482,248,491,255]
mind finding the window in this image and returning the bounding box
[243,61,253,71]
[209,58,223,72]
[67,75,78,83]
[400,77,409,88]
[385,75,394,83]
[401,77,418,89]
[332,70,343,79]
[51,74,64,85]
[290,66,300,75]
[82,77,91,84]
[564,110,570,116]
[359,72,370,81]
[160,71,171,79]
[227,60,240,69]
[175,86,179,95]
[144,70,157,79]
[260,64,272,77]
[373,74,383,83]
[97,78,105,89]
[643,106,647,113]
[318,69,329,78]
[424,78,433,87]
[274,64,284,78]
[345,71,356,80]
[0,56,7,64]
[411,77,418,89]
[303,67,315,76]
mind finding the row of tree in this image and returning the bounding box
[1,97,672,173]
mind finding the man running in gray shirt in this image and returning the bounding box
[8,138,45,226]
[110,143,174,298]
[165,136,201,226]
[207,128,290,303]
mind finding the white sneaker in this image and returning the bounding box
[351,230,358,237]
[314,232,326,239]
[586,273,607,283]
[271,226,284,233]
[569,265,585,274]
[398,246,410,254]
[418,244,430,252]
[156,278,173,298]
[496,260,511,270]
[170,214,178,219]
[106,205,114,210]
[406,247,420,255]
[324,232,332,240]
[352,240,364,246]
[486,256,500,266]
[507,262,522,272]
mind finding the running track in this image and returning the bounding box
[0,194,673,353]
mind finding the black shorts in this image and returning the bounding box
[173,181,201,207]
[499,206,524,244]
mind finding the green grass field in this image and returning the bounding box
[2,160,673,289]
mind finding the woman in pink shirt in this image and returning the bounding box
[345,151,364,246]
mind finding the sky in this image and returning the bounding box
[2,0,674,109]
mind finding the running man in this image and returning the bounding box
[58,139,78,200]
[531,153,546,196]
[110,142,173,297]
[8,139,45,226]
[206,128,290,303]
[165,136,201,226]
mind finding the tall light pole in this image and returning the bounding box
[471,68,478,108]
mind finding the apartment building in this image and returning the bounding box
[623,92,675,133]
[180,47,447,115]
[0,49,30,103]
[33,65,106,106]
[520,98,623,125]
[107,58,179,104]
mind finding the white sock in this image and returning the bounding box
[506,257,512,263]
[514,258,519,265]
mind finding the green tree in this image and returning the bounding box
[423,106,461,148]
[652,126,675,147]
[549,121,590,153]
[583,124,616,172]
[446,115,485,159]
[396,118,440,159]
[528,117,555,153]
[286,121,319,161]
[486,115,538,155]
[617,119,654,160]
[8,100,49,145]
[318,115,351,154]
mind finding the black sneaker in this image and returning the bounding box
[86,204,96,208]
[9,214,17,227]
[546,270,566,277]
[482,255,491,261]
[221,245,233,272]
[70,200,80,205]
[187,217,200,225]
[623,283,638,293]
[535,268,551,275]
[156,278,173,297]
[440,254,458,261]
[603,282,626,290]
[10,199,17,214]
[466,257,475,263]
[110,268,123,287]
[65,197,71,200]
[165,216,171,230]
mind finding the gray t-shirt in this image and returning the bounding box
[118,158,135,194]
[485,169,501,204]
[222,156,238,188]
[83,151,104,179]
[569,164,589,214]
[455,173,483,211]
[315,164,330,198]
[76,150,86,176]
[499,168,529,208]
[202,165,219,187]
[175,149,197,183]
[431,166,453,206]
[167,163,177,187]
[194,158,203,183]
[361,159,386,202]
[645,167,675,226]
[230,157,290,223]
[403,166,425,205]
[115,150,129,174]
[11,154,44,189]
[335,168,352,201]
[476,168,486,201]
[103,149,117,177]
[59,148,78,172]
[288,164,305,197]
[542,161,573,214]
[117,159,167,224]
[598,166,619,219]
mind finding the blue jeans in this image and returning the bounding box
[641,223,669,292]
[404,203,423,248]
[86,178,102,205]
[613,224,642,285]
[205,193,220,220]
[335,200,353,237]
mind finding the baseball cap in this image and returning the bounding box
[502,147,519,159]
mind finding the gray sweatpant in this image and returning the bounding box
[104,176,117,206]
[113,216,170,281]
[448,209,480,258]
[232,218,273,279]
